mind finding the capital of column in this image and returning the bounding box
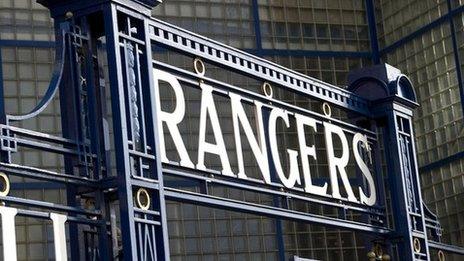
[37,0,161,17]
[347,63,418,116]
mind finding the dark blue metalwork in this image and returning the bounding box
[419,150,464,173]
[447,0,464,116]
[380,4,464,55]
[251,0,262,51]
[0,47,4,125]
[247,48,371,58]
[365,0,381,64]
[0,40,56,48]
[0,0,461,260]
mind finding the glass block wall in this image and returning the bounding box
[257,0,369,51]
[1,0,464,260]
[376,0,448,48]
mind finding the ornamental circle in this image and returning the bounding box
[193,58,205,76]
[136,188,151,210]
[413,238,421,253]
[322,102,332,117]
[262,82,273,98]
[438,250,445,261]
[0,172,10,197]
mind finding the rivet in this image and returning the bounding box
[65,11,74,20]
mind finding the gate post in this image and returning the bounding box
[349,64,430,260]
[38,0,169,260]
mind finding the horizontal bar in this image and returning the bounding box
[134,218,161,226]
[163,166,385,215]
[1,124,77,146]
[0,163,99,187]
[134,208,161,216]
[16,208,103,226]
[164,188,391,235]
[246,48,371,58]
[428,241,464,255]
[0,40,55,48]
[380,4,464,55]
[11,181,64,190]
[2,135,84,156]
[148,18,371,116]
[0,195,100,216]
[419,151,464,173]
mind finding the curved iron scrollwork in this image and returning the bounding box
[7,25,69,122]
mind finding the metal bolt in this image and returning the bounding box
[65,11,73,20]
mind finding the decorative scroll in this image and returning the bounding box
[7,26,69,122]
[126,43,141,143]
[399,136,414,212]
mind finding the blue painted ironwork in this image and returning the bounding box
[251,0,262,51]
[346,64,464,259]
[365,0,381,64]
[419,150,464,173]
[247,48,371,58]
[0,0,460,260]
[380,4,464,55]
[7,29,66,122]
[447,0,464,116]
[0,40,56,48]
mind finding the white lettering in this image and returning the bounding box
[197,83,234,176]
[50,213,68,261]
[151,70,379,206]
[0,207,18,261]
[324,122,358,203]
[269,108,301,188]
[230,93,270,183]
[153,69,194,168]
[353,133,377,206]
[295,114,328,196]
[0,207,69,261]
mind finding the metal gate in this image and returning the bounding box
[0,0,462,260]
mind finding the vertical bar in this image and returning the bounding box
[103,5,138,260]
[274,199,286,261]
[365,0,380,64]
[143,17,171,260]
[81,16,111,260]
[262,108,286,260]
[251,0,263,53]
[0,46,5,124]
[0,46,8,164]
[55,20,82,261]
[447,0,464,115]
[384,109,430,260]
